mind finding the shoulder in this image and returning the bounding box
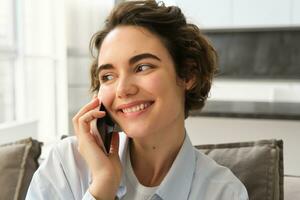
[193,148,239,182]
[41,136,81,167]
[43,136,89,176]
[189,148,248,200]
[36,136,89,178]
[51,136,79,159]
[26,136,90,199]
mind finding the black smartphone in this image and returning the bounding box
[96,103,115,154]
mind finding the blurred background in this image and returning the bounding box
[0,0,299,175]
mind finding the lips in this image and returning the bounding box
[116,100,154,114]
[122,102,152,113]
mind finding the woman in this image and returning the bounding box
[26,1,248,199]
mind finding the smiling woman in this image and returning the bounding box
[96,26,188,143]
[26,1,248,200]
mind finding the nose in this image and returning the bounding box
[115,75,138,98]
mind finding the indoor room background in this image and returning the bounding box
[0,0,299,177]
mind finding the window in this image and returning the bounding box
[0,60,15,123]
[0,0,68,143]
[66,0,114,134]
[0,0,15,123]
[1,0,115,143]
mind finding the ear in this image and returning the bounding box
[185,75,196,91]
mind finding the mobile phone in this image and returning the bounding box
[91,103,122,155]
[96,103,115,154]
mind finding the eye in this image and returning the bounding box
[100,74,114,83]
[136,64,152,72]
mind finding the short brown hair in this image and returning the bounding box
[89,0,218,118]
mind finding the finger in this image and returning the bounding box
[72,98,101,132]
[77,110,105,136]
[74,98,100,121]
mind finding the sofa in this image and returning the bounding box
[0,137,299,200]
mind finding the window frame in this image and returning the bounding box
[0,0,69,143]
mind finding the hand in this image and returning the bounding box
[72,97,122,200]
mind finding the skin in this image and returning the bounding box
[73,25,194,200]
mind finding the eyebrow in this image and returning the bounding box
[97,53,161,74]
[129,53,161,65]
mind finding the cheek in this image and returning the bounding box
[144,73,170,94]
[98,85,115,106]
[145,76,161,94]
[147,72,185,112]
[145,72,180,97]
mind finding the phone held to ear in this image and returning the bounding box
[91,103,122,155]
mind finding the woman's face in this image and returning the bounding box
[97,25,186,139]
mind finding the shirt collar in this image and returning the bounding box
[116,132,196,200]
[155,132,196,199]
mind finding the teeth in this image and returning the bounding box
[122,102,151,113]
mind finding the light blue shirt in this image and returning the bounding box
[26,133,248,200]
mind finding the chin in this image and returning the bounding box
[121,125,154,139]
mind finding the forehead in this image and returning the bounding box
[98,25,171,64]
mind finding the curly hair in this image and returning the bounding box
[89,0,218,118]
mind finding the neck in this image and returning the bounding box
[129,121,186,187]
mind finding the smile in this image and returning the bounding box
[122,102,152,113]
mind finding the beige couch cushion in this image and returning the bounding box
[195,139,283,200]
[0,138,41,200]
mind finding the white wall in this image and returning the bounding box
[0,120,38,145]
[210,79,300,103]
[175,0,300,29]
[185,117,300,176]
